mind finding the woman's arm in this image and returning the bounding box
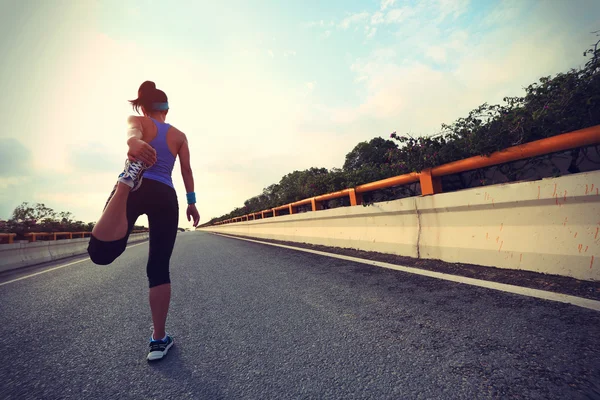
[178,133,200,226]
[178,134,194,193]
[126,116,157,165]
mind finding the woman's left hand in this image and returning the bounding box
[127,138,157,166]
[187,204,200,227]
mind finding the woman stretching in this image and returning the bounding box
[88,81,200,361]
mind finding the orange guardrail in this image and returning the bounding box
[213,125,600,226]
[0,230,150,243]
[431,125,600,177]
[0,233,17,244]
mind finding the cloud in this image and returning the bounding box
[435,0,470,20]
[0,177,28,191]
[381,0,397,11]
[366,27,377,39]
[385,7,414,24]
[425,46,447,62]
[369,7,416,25]
[371,12,384,25]
[339,12,370,29]
[331,1,599,139]
[0,138,32,177]
[342,0,468,32]
[69,142,124,173]
[305,20,335,28]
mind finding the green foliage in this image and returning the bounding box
[343,137,397,171]
[1,202,96,236]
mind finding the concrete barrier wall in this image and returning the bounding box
[201,171,600,281]
[0,233,149,273]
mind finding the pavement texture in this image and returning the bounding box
[1,231,599,400]
[213,233,600,301]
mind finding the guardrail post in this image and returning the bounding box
[289,205,294,214]
[272,208,278,217]
[349,189,362,206]
[420,169,443,196]
[311,198,323,211]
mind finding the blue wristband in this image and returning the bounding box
[186,192,196,205]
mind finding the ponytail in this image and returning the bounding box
[129,81,169,114]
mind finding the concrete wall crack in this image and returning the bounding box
[415,202,421,259]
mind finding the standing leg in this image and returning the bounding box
[145,183,178,361]
[148,200,178,339]
[149,284,171,340]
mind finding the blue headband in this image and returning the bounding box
[152,102,169,111]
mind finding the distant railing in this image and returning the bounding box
[211,125,600,226]
[0,233,17,244]
[0,230,149,244]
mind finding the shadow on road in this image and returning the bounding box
[147,344,225,399]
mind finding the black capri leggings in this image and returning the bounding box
[87,178,179,288]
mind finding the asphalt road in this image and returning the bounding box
[1,231,599,400]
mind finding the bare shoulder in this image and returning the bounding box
[127,115,153,130]
[168,124,188,144]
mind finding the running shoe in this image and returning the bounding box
[117,159,148,192]
[147,335,174,361]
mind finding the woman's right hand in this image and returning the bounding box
[127,138,157,166]
[187,204,200,227]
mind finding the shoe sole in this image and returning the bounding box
[147,340,174,361]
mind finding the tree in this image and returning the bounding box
[11,202,56,223]
[343,137,398,172]
[1,202,100,236]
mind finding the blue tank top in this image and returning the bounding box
[143,118,176,189]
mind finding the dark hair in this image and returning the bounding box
[129,81,168,114]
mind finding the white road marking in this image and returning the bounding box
[0,241,148,287]
[214,233,600,312]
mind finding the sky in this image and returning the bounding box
[0,0,599,228]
